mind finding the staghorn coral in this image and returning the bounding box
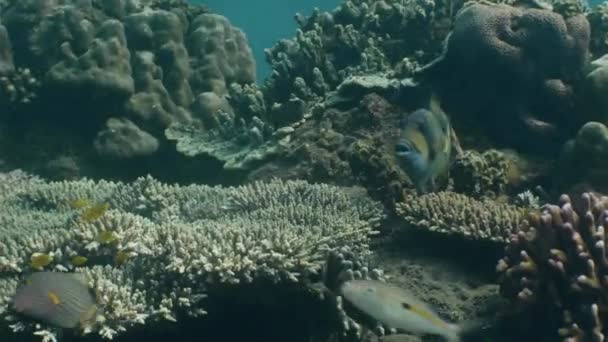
[395,191,526,243]
[0,175,384,340]
[497,192,608,340]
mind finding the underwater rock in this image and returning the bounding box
[94,117,159,159]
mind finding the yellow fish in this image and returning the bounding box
[30,253,53,269]
[47,291,61,305]
[71,256,88,266]
[80,202,109,222]
[395,94,452,193]
[68,198,90,210]
[96,230,117,244]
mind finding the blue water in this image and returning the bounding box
[195,0,342,82]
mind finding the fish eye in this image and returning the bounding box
[395,142,411,153]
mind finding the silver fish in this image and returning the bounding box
[340,279,461,342]
[12,272,98,329]
[395,94,452,194]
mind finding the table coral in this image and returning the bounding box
[396,191,526,243]
[0,175,384,340]
[497,192,608,340]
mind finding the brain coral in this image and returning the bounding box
[0,174,384,340]
[419,1,591,152]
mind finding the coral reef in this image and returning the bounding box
[248,87,415,208]
[497,192,608,340]
[396,191,526,243]
[0,174,384,340]
[418,1,591,153]
[263,0,444,107]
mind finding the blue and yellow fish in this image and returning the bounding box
[395,94,452,193]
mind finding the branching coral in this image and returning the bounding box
[451,149,512,198]
[396,191,526,243]
[0,175,384,340]
[263,0,442,107]
[497,192,608,340]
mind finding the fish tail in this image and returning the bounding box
[444,323,462,342]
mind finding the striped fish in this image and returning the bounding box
[12,272,98,329]
[395,94,452,194]
[340,279,461,342]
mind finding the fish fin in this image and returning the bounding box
[429,92,443,116]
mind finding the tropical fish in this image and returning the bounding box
[395,94,452,194]
[70,255,88,266]
[96,230,117,244]
[12,272,98,329]
[80,202,109,222]
[30,253,53,269]
[68,198,90,210]
[340,279,461,342]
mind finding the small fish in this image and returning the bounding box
[12,272,98,329]
[80,202,109,222]
[70,256,88,266]
[96,230,117,244]
[30,253,53,269]
[114,251,130,265]
[68,198,90,210]
[340,279,461,342]
[395,94,452,194]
